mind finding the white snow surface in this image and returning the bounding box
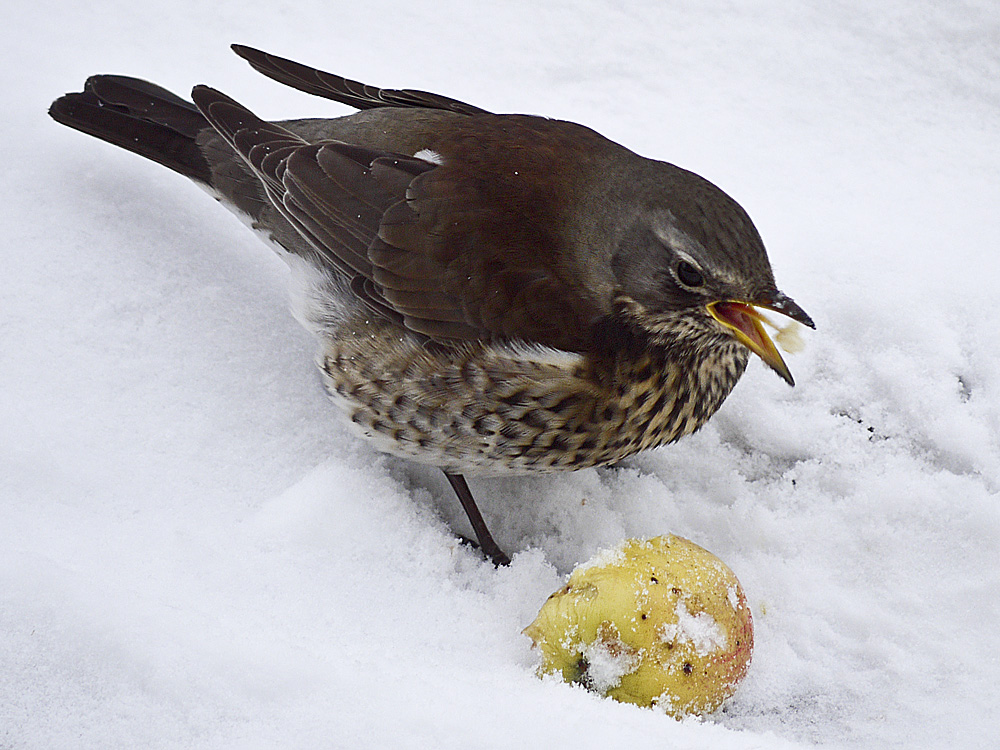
[4,2,1000,748]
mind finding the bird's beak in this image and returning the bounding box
[707,294,813,386]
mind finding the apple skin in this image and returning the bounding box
[524,535,753,717]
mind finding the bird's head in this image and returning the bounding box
[607,164,814,385]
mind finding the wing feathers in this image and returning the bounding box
[191,60,605,351]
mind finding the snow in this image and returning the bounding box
[579,623,641,695]
[664,601,728,657]
[3,1,999,748]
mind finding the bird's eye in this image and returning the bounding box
[676,261,704,288]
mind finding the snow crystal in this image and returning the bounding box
[726,585,739,611]
[659,601,728,656]
[573,541,627,575]
[579,623,641,694]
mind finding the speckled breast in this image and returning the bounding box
[319,313,747,475]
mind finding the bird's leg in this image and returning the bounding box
[443,471,511,566]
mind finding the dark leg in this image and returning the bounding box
[443,472,511,566]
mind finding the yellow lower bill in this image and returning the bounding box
[707,301,795,386]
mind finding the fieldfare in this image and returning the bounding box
[50,45,814,565]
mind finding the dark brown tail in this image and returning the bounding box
[49,75,212,184]
[230,44,489,115]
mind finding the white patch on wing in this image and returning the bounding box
[413,148,444,165]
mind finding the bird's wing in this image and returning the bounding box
[230,45,491,116]
[192,86,605,351]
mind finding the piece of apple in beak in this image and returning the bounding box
[707,294,814,386]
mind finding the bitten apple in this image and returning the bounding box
[524,535,753,717]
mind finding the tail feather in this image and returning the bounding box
[84,75,207,138]
[230,44,489,115]
[49,76,212,184]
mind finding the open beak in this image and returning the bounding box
[707,294,814,386]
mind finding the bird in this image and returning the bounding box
[49,45,814,566]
